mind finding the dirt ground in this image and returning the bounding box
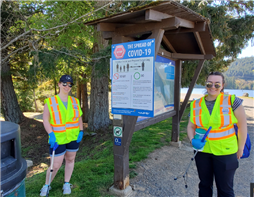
[129,97,254,197]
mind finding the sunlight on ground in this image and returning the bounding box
[23,112,43,122]
[27,163,48,178]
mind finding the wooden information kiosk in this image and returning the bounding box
[86,1,216,196]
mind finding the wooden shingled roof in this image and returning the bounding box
[86,1,216,58]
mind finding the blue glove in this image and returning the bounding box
[192,138,206,150]
[77,130,84,143]
[48,132,56,148]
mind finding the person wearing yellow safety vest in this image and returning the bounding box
[40,75,83,196]
[187,71,247,197]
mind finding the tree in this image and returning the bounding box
[1,1,113,124]
[4,0,253,129]
[181,0,254,87]
[1,1,31,123]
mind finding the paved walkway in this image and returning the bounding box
[129,97,254,197]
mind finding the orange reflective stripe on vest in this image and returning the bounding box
[49,96,63,125]
[70,97,80,122]
[66,121,79,130]
[192,97,204,127]
[51,124,66,133]
[208,125,235,140]
[219,94,232,129]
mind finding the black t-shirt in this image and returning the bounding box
[205,96,243,115]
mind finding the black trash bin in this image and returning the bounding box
[1,121,27,197]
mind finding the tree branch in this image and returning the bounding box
[1,1,113,51]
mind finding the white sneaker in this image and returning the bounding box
[40,185,51,196]
[62,183,73,195]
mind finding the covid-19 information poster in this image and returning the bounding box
[111,39,155,117]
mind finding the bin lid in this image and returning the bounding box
[0,121,19,135]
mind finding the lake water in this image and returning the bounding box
[181,88,254,97]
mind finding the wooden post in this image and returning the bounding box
[111,35,139,191]
[179,60,205,122]
[171,60,182,142]
[113,115,138,190]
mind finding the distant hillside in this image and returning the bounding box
[223,56,254,90]
[224,56,254,80]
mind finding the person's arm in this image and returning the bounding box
[233,104,247,159]
[43,103,53,134]
[78,116,83,131]
[187,119,197,143]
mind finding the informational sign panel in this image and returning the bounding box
[111,39,155,117]
[137,55,175,122]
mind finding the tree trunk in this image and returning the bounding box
[1,55,24,123]
[88,30,110,131]
[33,88,38,112]
[81,73,89,123]
[54,78,57,95]
[76,79,81,101]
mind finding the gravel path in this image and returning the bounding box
[129,97,254,197]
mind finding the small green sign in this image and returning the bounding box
[114,126,122,137]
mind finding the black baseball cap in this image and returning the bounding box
[59,75,74,85]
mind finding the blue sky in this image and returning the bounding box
[237,40,254,58]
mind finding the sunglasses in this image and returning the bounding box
[62,82,72,87]
[206,82,221,89]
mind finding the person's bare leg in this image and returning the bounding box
[64,151,77,182]
[45,154,65,185]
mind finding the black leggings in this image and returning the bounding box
[194,152,239,197]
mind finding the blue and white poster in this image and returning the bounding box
[137,55,175,122]
[111,39,155,117]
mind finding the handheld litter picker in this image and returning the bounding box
[174,126,212,188]
[46,142,58,197]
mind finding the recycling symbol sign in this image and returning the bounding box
[114,126,122,137]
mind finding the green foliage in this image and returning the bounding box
[224,56,254,80]
[13,80,34,112]
[91,45,112,79]
[181,1,254,87]
[224,56,254,90]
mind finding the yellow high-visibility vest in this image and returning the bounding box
[45,95,83,145]
[190,93,238,155]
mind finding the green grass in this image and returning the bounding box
[25,107,190,196]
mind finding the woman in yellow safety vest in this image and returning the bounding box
[187,71,247,197]
[40,75,83,196]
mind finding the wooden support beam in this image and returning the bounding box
[177,18,195,29]
[171,53,205,60]
[134,110,176,132]
[179,59,205,122]
[158,48,213,60]
[112,35,136,44]
[102,17,194,39]
[145,9,173,21]
[148,29,165,59]
[194,32,205,55]
[171,60,182,142]
[158,48,173,59]
[162,35,176,53]
[164,22,206,34]
[113,116,138,190]
[97,23,117,31]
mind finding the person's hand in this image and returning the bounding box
[77,130,84,143]
[48,132,56,148]
[192,138,206,150]
[237,148,244,159]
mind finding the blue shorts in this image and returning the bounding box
[49,141,80,157]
